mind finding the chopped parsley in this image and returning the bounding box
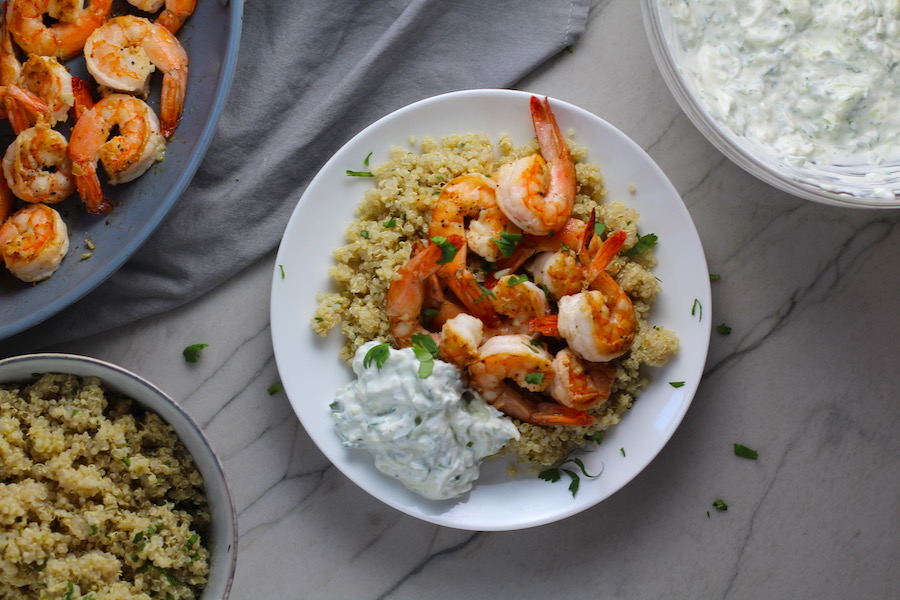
[712,498,728,511]
[278,264,285,279]
[709,273,721,280]
[669,381,685,388]
[506,273,529,286]
[182,343,208,363]
[594,222,607,237]
[620,447,626,457]
[383,217,396,228]
[623,233,658,256]
[490,231,523,257]
[717,323,732,335]
[345,152,374,177]
[411,333,439,378]
[691,298,702,321]
[538,452,601,497]
[359,230,370,239]
[362,343,390,370]
[733,443,758,460]
[430,235,458,265]
[473,283,496,304]
[267,382,283,395]
[524,372,545,386]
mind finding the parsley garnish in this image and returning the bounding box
[346,152,374,177]
[669,381,685,388]
[267,382,283,395]
[278,264,285,279]
[623,233,658,256]
[712,498,728,511]
[359,230,370,239]
[717,323,732,335]
[733,443,758,460]
[473,283,496,304]
[383,218,396,228]
[538,453,600,497]
[363,343,390,370]
[411,333,439,378]
[586,431,604,445]
[691,299,702,321]
[430,236,458,265]
[490,231,523,258]
[524,372,545,386]
[507,273,529,286]
[183,343,208,363]
[593,222,607,237]
[709,273,721,280]
[620,447,626,457]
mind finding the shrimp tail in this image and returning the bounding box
[74,161,112,214]
[440,234,502,328]
[71,76,94,121]
[529,402,594,427]
[528,314,560,337]
[583,229,627,283]
[159,69,185,137]
[157,1,196,35]
[5,84,49,134]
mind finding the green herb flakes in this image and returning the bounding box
[267,382,283,395]
[183,343,208,363]
[539,453,600,497]
[524,372,545,386]
[713,498,728,511]
[363,343,390,370]
[490,230,523,257]
[623,233,658,256]
[733,443,759,460]
[411,333,439,378]
[669,381,685,388]
[691,299,702,321]
[430,235,459,265]
[717,323,732,335]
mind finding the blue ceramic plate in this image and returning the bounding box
[0,0,244,339]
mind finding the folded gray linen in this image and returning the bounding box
[4,0,589,352]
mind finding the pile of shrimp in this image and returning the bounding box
[0,0,194,283]
[315,96,680,466]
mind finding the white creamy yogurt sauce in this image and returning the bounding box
[331,341,519,501]
[670,0,900,167]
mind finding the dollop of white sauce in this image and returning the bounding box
[331,341,519,501]
[670,0,900,169]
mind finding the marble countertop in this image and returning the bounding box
[9,1,899,597]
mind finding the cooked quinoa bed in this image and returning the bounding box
[0,374,210,600]
[314,132,679,466]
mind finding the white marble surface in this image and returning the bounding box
[8,0,900,597]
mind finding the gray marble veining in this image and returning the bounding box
[12,0,899,597]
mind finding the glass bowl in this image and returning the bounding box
[640,0,900,209]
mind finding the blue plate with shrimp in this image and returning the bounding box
[0,0,243,340]
[271,89,711,531]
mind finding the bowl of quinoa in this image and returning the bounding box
[0,354,236,600]
[272,89,711,530]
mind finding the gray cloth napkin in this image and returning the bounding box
[5,0,589,352]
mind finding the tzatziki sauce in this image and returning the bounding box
[670,0,900,167]
[331,341,519,501]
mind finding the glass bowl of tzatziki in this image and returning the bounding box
[641,0,900,208]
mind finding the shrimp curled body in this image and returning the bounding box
[3,121,75,204]
[0,203,68,282]
[68,93,166,213]
[84,15,188,137]
[7,0,113,60]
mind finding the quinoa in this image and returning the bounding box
[0,374,210,600]
[313,131,679,466]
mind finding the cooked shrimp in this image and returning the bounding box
[68,92,166,213]
[554,272,637,362]
[83,14,188,137]
[7,0,113,60]
[468,334,594,427]
[437,313,483,369]
[3,82,49,134]
[1,1,21,86]
[3,120,75,204]
[17,54,74,125]
[386,241,445,347]
[495,96,577,236]
[490,274,551,326]
[550,348,615,411]
[0,202,68,282]
[429,174,510,327]
[156,0,195,34]
[527,250,583,300]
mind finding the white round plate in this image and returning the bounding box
[271,89,711,531]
